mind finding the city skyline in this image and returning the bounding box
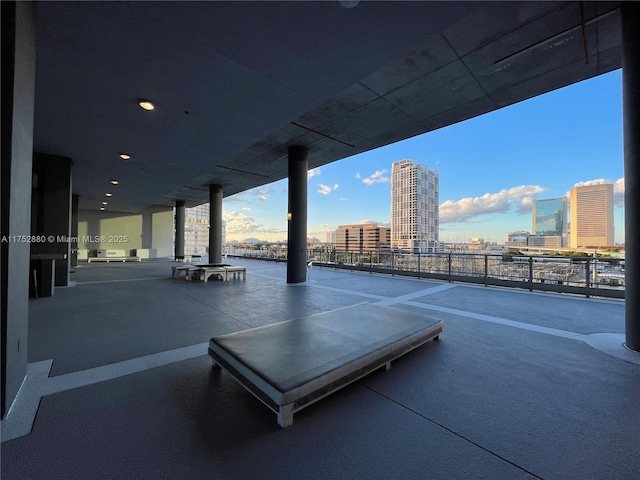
[222,69,624,244]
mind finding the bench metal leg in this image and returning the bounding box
[277,403,294,428]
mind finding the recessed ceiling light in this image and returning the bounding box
[111,180,119,185]
[106,193,112,197]
[138,99,155,111]
[120,154,131,160]
[102,201,108,205]
[100,207,105,211]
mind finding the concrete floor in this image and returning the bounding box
[1,258,639,479]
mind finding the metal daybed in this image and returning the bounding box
[209,303,443,428]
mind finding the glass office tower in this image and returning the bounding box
[531,197,567,246]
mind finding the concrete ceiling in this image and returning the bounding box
[33,1,622,212]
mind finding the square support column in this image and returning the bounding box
[31,153,73,287]
[1,1,36,419]
[287,146,309,284]
[209,185,223,264]
[175,200,185,260]
[623,2,640,352]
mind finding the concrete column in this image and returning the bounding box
[175,200,185,260]
[71,194,79,267]
[31,153,72,287]
[1,1,36,419]
[209,185,223,264]
[623,2,640,352]
[287,146,309,284]
[141,210,153,249]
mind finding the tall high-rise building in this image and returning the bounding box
[185,204,210,256]
[391,159,439,253]
[569,184,614,248]
[531,196,568,247]
[184,204,226,257]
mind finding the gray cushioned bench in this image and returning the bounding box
[208,304,443,428]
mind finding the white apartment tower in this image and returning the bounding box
[569,184,614,248]
[391,159,440,253]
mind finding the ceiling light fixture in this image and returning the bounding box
[120,153,131,160]
[106,193,112,197]
[102,201,108,205]
[138,99,155,111]
[111,180,119,185]
[100,207,105,211]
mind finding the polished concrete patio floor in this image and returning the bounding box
[1,258,639,479]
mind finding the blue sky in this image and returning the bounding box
[222,69,624,244]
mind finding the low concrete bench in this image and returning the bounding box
[209,304,443,428]
[181,264,246,282]
[171,265,201,279]
[194,266,228,282]
[223,265,246,280]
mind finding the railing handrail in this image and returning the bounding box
[226,250,625,300]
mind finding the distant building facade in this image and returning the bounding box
[507,231,529,246]
[569,184,614,248]
[335,224,390,253]
[184,203,226,256]
[391,159,440,253]
[325,230,336,244]
[527,235,562,248]
[531,196,568,247]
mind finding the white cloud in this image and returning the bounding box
[339,197,348,201]
[571,178,610,189]
[614,177,625,206]
[242,207,251,211]
[362,169,389,186]
[318,183,338,195]
[440,185,547,223]
[359,219,390,227]
[222,210,281,235]
[355,173,361,179]
[308,168,321,180]
[225,184,274,203]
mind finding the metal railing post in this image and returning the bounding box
[529,256,534,291]
[484,254,488,286]
[448,253,452,281]
[585,258,591,298]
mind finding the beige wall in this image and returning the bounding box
[77,206,173,257]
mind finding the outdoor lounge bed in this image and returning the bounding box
[208,303,443,428]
